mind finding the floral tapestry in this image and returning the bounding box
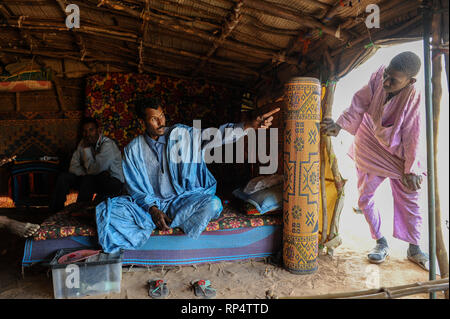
[85,72,243,150]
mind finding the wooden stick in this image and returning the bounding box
[319,50,333,246]
[319,137,328,245]
[319,49,346,248]
[278,278,449,299]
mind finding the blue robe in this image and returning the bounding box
[96,123,244,253]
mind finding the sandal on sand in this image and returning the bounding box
[191,279,216,299]
[407,248,429,271]
[368,244,389,264]
[148,279,169,298]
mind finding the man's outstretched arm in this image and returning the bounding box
[201,107,281,150]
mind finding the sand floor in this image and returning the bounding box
[0,239,442,299]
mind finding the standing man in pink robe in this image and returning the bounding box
[321,52,429,270]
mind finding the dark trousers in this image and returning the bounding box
[49,171,123,213]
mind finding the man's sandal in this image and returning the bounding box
[367,244,390,264]
[148,279,169,298]
[191,279,216,299]
[407,248,429,271]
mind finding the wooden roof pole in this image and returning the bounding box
[158,0,303,37]
[3,15,270,62]
[2,20,265,78]
[0,47,258,85]
[96,0,301,64]
[138,0,150,74]
[244,0,349,41]
[191,0,243,77]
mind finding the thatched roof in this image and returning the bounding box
[0,0,425,90]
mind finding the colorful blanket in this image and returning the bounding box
[32,203,281,241]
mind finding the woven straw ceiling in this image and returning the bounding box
[0,0,423,88]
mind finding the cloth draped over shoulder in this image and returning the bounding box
[96,124,243,253]
[336,66,426,179]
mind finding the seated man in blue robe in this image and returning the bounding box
[96,97,279,253]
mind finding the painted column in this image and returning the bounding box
[283,77,321,274]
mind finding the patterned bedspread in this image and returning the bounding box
[32,203,282,241]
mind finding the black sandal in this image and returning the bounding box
[148,279,169,298]
[191,279,216,299]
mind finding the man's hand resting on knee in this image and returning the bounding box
[149,206,172,231]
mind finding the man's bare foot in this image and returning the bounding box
[5,218,40,238]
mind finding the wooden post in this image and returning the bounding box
[431,0,449,299]
[422,0,437,298]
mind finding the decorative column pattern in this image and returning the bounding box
[283,77,321,274]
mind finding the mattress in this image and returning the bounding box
[22,225,281,267]
[23,203,282,267]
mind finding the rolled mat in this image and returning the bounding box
[283,77,321,274]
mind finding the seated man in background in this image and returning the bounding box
[95,97,279,253]
[49,117,124,213]
[321,52,428,270]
